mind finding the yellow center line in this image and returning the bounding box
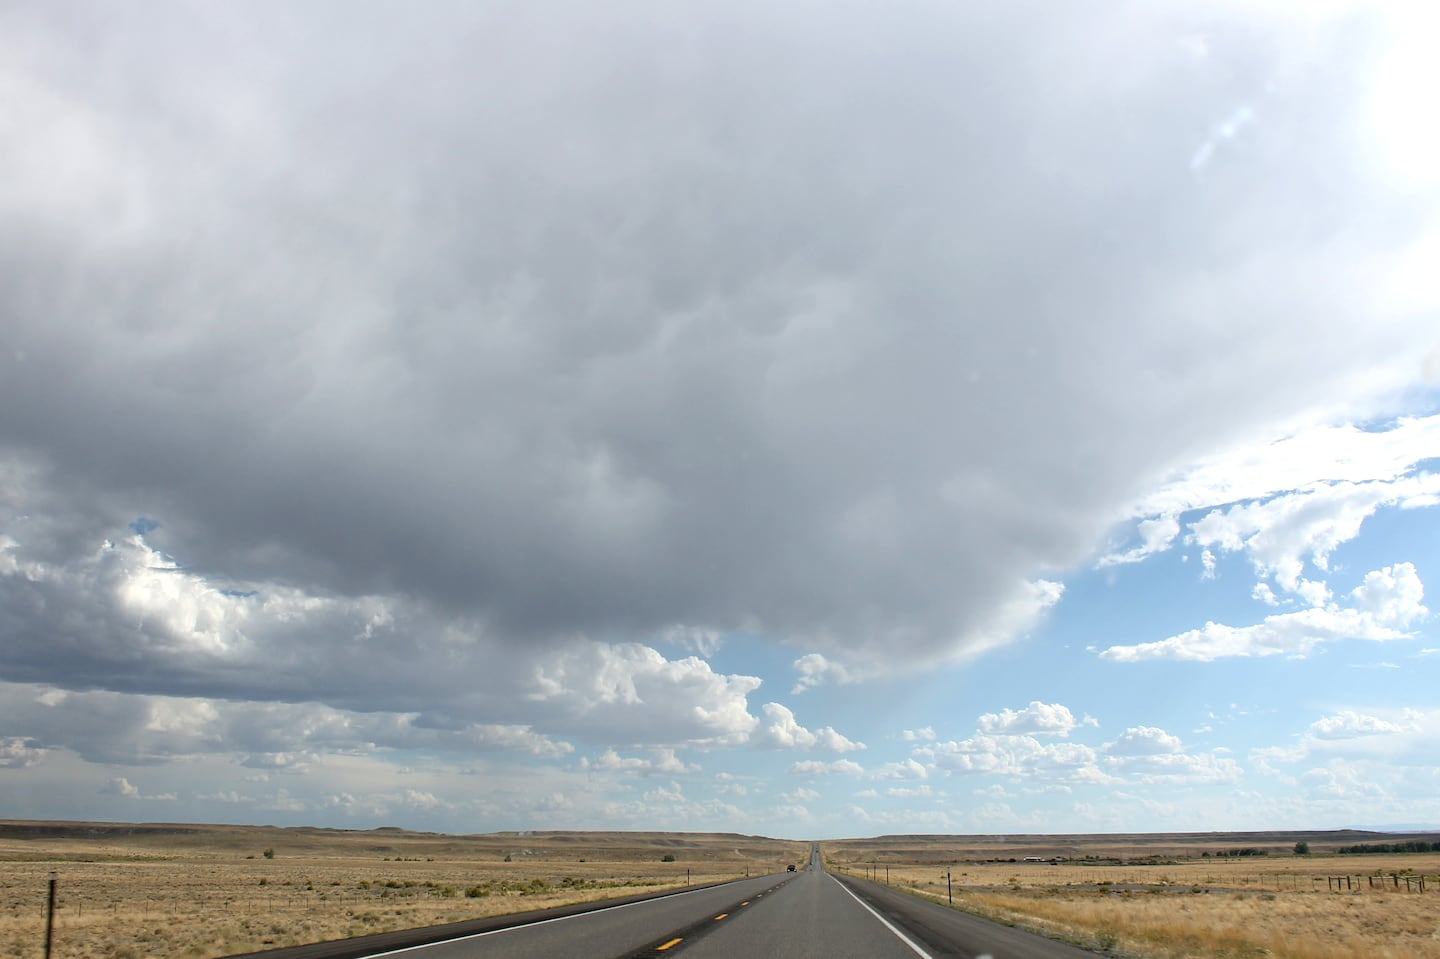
[741,901,750,906]
[714,913,728,920]
[657,938,684,951]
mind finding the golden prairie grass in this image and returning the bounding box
[1,824,805,959]
[846,854,1440,959]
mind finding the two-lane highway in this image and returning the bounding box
[343,873,798,959]
[672,861,931,958]
[238,844,1102,959]
[670,845,1100,959]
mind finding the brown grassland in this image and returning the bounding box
[0,821,806,958]
[825,832,1440,959]
[7,823,1440,958]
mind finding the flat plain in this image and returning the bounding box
[0,821,805,959]
[825,831,1440,959]
[6,822,1440,958]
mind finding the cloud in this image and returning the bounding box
[1104,751,1242,787]
[1187,473,1440,598]
[1308,711,1407,740]
[1134,417,1440,520]
[0,1,1432,733]
[753,703,865,752]
[1095,726,1240,786]
[1101,418,1440,618]
[790,653,861,693]
[97,777,174,801]
[0,679,583,769]
[922,735,1106,784]
[1190,103,1257,172]
[767,804,814,822]
[241,752,319,772]
[1098,514,1181,567]
[1106,726,1184,756]
[1100,563,1428,662]
[788,759,865,777]
[875,758,929,781]
[0,523,764,750]
[461,725,576,759]
[1253,708,1438,770]
[1,1,1438,834]
[582,748,697,776]
[527,643,764,746]
[977,701,1081,738]
[920,710,1239,789]
[886,785,935,798]
[0,737,44,768]
[532,793,573,814]
[89,775,136,801]
[595,782,745,829]
[1300,765,1389,801]
[657,626,724,658]
[1351,564,1428,624]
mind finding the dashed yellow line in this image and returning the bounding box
[713,914,728,920]
[657,938,684,951]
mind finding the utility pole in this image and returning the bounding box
[947,867,952,905]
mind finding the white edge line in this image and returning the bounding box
[831,875,935,959]
[358,882,725,957]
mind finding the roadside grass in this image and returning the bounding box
[846,855,1440,959]
[1,832,803,959]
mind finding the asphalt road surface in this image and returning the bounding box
[236,845,1100,959]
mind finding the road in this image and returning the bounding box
[232,845,1101,959]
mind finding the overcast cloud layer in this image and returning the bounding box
[2,1,1438,834]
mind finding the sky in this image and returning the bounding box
[2,1,1439,839]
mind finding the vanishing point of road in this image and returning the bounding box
[234,845,1101,959]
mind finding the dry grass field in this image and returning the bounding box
[0,821,806,959]
[825,833,1440,959]
[11,823,1440,959]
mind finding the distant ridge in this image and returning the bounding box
[854,829,1437,843]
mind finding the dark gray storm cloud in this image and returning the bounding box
[1,0,1434,716]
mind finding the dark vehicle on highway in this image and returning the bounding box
[787,863,797,872]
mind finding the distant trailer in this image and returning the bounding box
[1023,857,1046,862]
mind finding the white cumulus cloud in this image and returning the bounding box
[752,703,865,753]
[788,759,865,777]
[1101,563,1427,662]
[1106,726,1184,756]
[978,701,1081,738]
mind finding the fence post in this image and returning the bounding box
[44,872,57,959]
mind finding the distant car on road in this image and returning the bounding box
[787,863,797,872]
